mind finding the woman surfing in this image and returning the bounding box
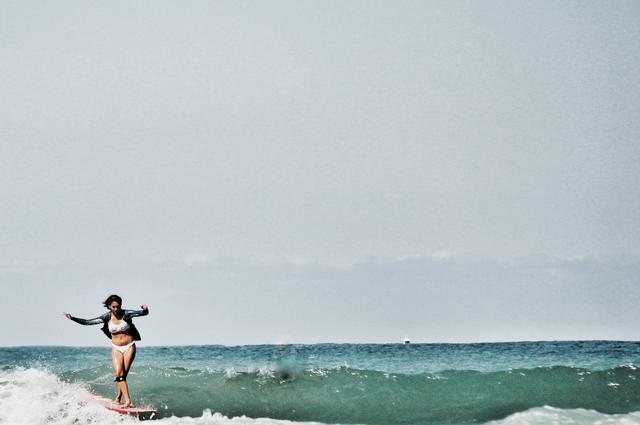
[64,294,149,408]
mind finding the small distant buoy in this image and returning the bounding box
[403,338,411,344]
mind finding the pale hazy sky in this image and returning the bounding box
[1,1,639,346]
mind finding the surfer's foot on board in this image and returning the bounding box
[122,400,135,409]
[112,399,124,405]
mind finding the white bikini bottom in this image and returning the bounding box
[112,341,135,354]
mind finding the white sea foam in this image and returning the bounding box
[154,411,331,425]
[488,405,640,425]
[224,367,238,379]
[0,367,135,425]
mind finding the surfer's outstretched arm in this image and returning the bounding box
[64,312,108,325]
[124,305,149,318]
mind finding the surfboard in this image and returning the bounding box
[92,395,157,419]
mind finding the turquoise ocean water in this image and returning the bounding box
[1,341,640,424]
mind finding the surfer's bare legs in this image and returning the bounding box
[112,345,137,408]
[113,388,124,405]
[121,345,137,408]
[112,349,125,404]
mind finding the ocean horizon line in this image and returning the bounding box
[2,338,638,349]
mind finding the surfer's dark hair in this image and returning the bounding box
[103,294,123,308]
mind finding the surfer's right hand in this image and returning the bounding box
[63,312,72,319]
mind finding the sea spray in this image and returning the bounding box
[0,367,136,425]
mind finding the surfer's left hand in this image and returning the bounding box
[140,304,149,311]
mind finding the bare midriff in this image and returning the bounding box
[111,331,134,346]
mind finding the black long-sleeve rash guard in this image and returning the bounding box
[70,309,148,341]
